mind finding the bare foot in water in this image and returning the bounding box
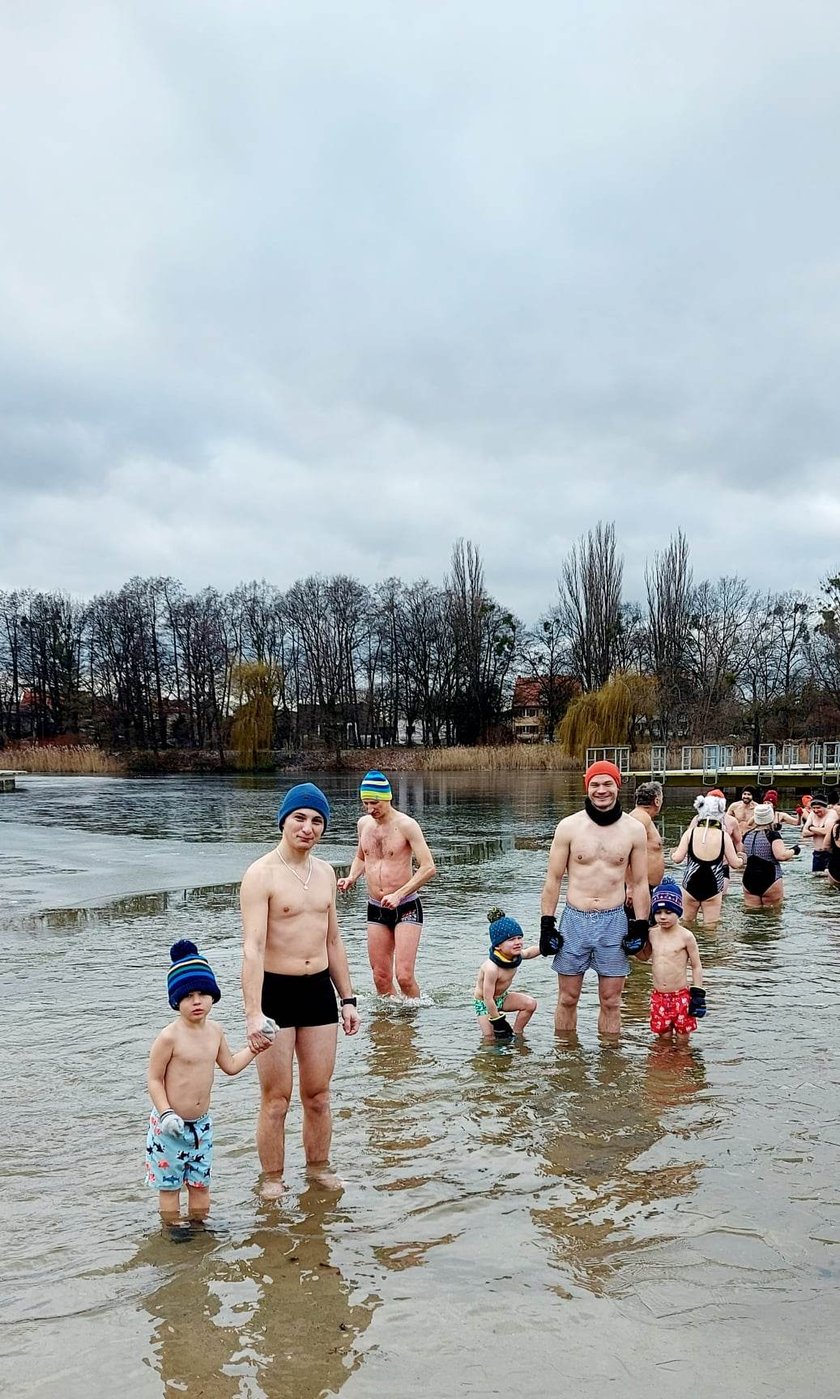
[305,1164,343,1191]
[260,1174,288,1200]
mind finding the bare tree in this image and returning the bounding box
[645,529,693,737]
[557,522,623,691]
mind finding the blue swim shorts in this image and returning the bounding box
[551,904,629,978]
[145,1111,213,1191]
[812,849,830,873]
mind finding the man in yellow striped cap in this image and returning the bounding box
[338,770,437,1000]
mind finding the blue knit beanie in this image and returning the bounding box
[360,770,392,802]
[650,879,683,916]
[487,907,524,949]
[167,939,221,1009]
[277,782,330,831]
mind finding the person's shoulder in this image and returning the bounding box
[629,805,651,827]
[313,854,336,880]
[623,811,646,839]
[152,1020,178,1046]
[241,849,274,881]
[557,809,582,831]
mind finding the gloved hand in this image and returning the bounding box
[158,1109,185,1137]
[792,844,801,856]
[688,987,707,1018]
[489,1014,514,1041]
[622,918,650,956]
[540,915,563,957]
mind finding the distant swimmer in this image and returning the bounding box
[627,781,665,920]
[540,760,649,1037]
[824,809,840,888]
[338,770,436,1001]
[762,789,800,827]
[801,792,835,874]
[727,787,758,838]
[671,794,742,928]
[741,802,800,909]
[472,909,539,1041]
[708,787,742,893]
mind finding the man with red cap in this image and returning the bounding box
[539,759,650,1036]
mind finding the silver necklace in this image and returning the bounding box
[277,849,313,889]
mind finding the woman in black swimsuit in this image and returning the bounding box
[671,795,742,927]
[825,814,840,889]
[742,802,800,909]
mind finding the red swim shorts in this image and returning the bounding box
[649,986,697,1036]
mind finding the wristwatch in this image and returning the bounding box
[340,996,357,1007]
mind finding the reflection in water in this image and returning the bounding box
[529,1045,707,1296]
[133,1190,375,1398]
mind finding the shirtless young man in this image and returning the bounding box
[539,760,650,1036]
[628,780,665,918]
[727,787,758,839]
[337,770,436,1000]
[801,792,834,873]
[240,783,360,1194]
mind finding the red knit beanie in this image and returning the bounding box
[583,760,622,790]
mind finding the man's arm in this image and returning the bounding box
[326,875,360,1036]
[380,818,436,905]
[240,864,272,1052]
[337,821,366,893]
[627,822,650,919]
[541,821,571,916]
[723,830,743,868]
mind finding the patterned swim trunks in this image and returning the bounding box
[145,1111,213,1190]
[649,987,697,1036]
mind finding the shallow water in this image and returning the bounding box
[1,772,838,1397]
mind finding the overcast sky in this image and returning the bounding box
[2,1,839,623]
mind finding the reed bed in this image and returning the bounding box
[419,744,579,772]
[10,745,125,775]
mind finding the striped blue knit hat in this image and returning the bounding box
[360,770,392,802]
[167,939,221,1009]
[488,907,524,949]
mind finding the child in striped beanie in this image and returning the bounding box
[145,940,276,1234]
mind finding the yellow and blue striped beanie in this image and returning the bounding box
[360,770,392,802]
[167,939,221,1009]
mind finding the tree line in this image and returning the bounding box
[1,530,839,757]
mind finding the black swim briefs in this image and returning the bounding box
[366,896,423,932]
[261,968,339,1029]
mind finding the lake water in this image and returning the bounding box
[1,772,838,1397]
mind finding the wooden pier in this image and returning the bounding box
[586,742,840,793]
[0,770,27,793]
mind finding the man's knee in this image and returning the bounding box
[260,1086,291,1124]
[301,1085,331,1117]
[558,982,582,1010]
[598,984,623,1013]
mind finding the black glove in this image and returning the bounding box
[792,844,801,856]
[622,918,649,956]
[540,914,563,957]
[489,1014,514,1041]
[689,986,707,1018]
